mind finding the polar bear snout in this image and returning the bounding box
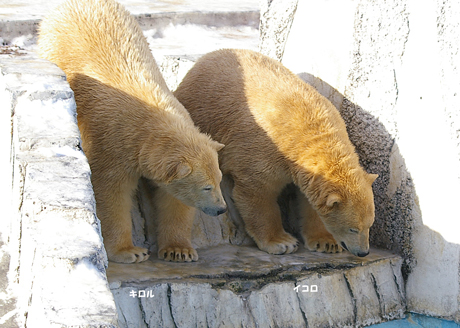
[352,248,370,258]
[216,206,227,215]
[201,204,227,217]
[341,241,369,257]
[196,185,227,216]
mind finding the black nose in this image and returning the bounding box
[216,207,227,215]
[357,251,369,257]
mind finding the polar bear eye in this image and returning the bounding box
[349,228,359,234]
[203,186,213,191]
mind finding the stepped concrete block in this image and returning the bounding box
[344,258,406,327]
[297,273,354,328]
[169,283,216,327]
[370,261,405,320]
[209,288,255,328]
[108,245,405,328]
[140,285,175,328]
[248,282,305,328]
[112,287,150,328]
[344,266,381,326]
[1,54,117,327]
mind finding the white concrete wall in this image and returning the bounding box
[0,54,118,327]
[261,0,460,322]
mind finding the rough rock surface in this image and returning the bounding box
[108,245,405,328]
[0,54,117,327]
[258,0,298,61]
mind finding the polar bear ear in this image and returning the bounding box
[176,162,192,178]
[212,141,225,151]
[165,161,192,183]
[367,173,379,184]
[326,193,342,208]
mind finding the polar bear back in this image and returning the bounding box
[38,0,174,107]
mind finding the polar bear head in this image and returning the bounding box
[160,153,227,217]
[317,172,378,257]
[141,135,227,217]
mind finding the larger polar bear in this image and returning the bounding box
[38,0,227,263]
[174,49,378,257]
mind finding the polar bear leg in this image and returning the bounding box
[94,173,150,263]
[232,182,298,255]
[155,187,198,262]
[297,191,342,253]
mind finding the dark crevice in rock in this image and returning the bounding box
[167,284,178,328]
[370,272,383,319]
[138,296,148,328]
[390,261,406,307]
[117,256,398,293]
[343,273,358,325]
[204,261,385,295]
[294,282,309,328]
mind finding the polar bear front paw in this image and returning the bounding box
[305,237,343,253]
[257,232,299,255]
[110,246,150,263]
[158,247,199,262]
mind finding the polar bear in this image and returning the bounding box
[38,0,226,263]
[174,49,378,257]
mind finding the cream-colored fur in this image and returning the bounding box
[174,49,378,257]
[38,0,226,263]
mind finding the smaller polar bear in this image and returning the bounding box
[38,0,227,263]
[174,49,378,257]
